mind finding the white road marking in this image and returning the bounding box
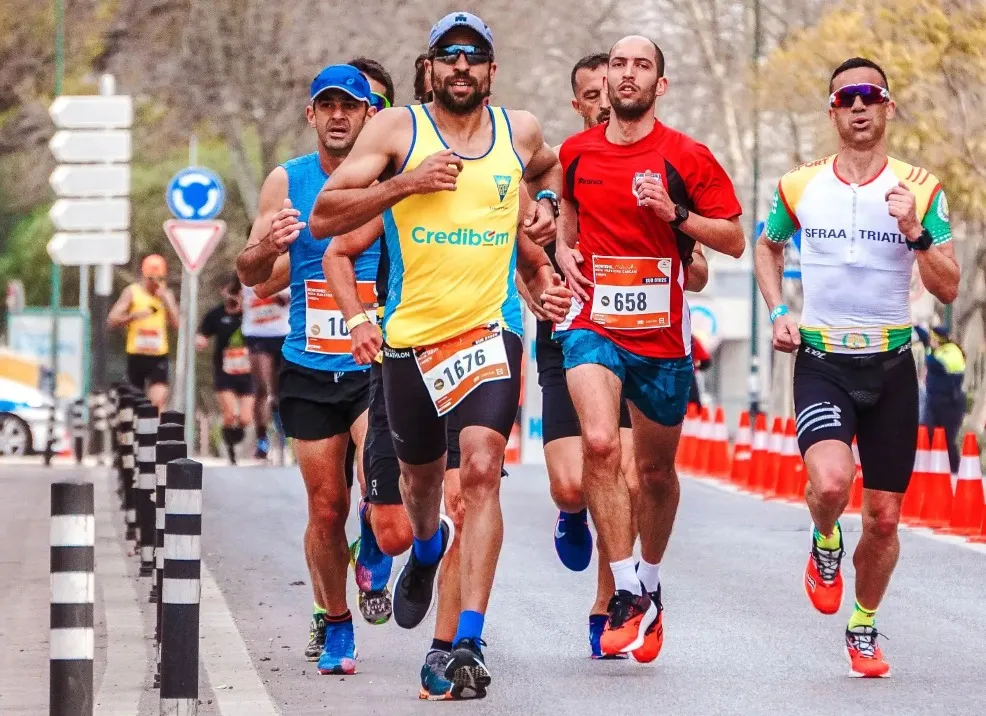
[200,562,281,716]
[93,471,152,716]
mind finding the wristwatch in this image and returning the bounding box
[669,203,689,228]
[905,227,933,251]
[535,189,560,218]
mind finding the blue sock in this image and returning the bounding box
[454,610,485,644]
[412,526,443,567]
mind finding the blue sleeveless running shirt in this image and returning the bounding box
[281,152,381,372]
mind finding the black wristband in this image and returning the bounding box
[905,228,933,251]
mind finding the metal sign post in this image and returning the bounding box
[164,159,226,449]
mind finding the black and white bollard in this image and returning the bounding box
[117,393,137,539]
[136,402,159,577]
[152,434,185,616]
[153,436,186,690]
[50,482,94,716]
[160,458,202,713]
[70,400,85,464]
[108,387,120,480]
[88,393,107,464]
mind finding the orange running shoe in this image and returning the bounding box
[845,626,890,677]
[803,526,844,615]
[631,585,664,663]
[599,590,656,655]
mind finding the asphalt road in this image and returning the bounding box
[199,464,986,716]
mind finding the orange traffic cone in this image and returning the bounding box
[747,413,769,492]
[901,426,930,526]
[730,411,752,486]
[709,407,730,479]
[762,417,785,495]
[770,417,801,501]
[845,439,864,515]
[678,403,699,470]
[942,433,984,536]
[505,421,521,464]
[694,407,713,477]
[917,427,953,528]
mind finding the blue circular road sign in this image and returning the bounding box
[166,167,226,220]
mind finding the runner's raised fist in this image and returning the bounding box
[407,149,463,194]
[270,198,305,253]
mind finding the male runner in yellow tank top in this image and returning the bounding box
[311,11,571,700]
[107,254,180,410]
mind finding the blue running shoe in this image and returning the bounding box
[419,649,453,700]
[589,614,628,660]
[317,619,357,675]
[254,436,270,460]
[554,509,592,572]
[351,500,393,625]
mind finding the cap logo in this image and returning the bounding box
[455,13,467,21]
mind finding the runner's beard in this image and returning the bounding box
[609,87,656,121]
[433,73,491,115]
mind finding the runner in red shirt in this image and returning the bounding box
[554,34,745,661]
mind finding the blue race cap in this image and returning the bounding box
[428,11,494,51]
[310,64,372,104]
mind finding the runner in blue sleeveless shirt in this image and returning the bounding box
[236,64,381,677]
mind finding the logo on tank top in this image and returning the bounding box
[493,174,511,202]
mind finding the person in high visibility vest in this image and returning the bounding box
[915,324,966,473]
[107,254,180,410]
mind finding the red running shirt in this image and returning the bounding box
[558,121,742,358]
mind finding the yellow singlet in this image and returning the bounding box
[125,283,169,356]
[382,104,524,349]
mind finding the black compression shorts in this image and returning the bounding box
[382,331,522,466]
[278,361,370,441]
[793,344,918,493]
[364,362,462,505]
[536,338,631,444]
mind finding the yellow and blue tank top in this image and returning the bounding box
[382,104,524,349]
[281,152,381,372]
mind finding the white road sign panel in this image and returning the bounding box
[49,95,133,129]
[47,231,130,266]
[164,219,226,273]
[49,165,130,198]
[48,130,131,163]
[49,198,130,231]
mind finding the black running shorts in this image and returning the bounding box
[382,331,522,466]
[278,361,370,441]
[126,354,169,390]
[793,344,918,493]
[214,371,253,396]
[244,336,286,356]
[536,338,631,444]
[364,362,463,505]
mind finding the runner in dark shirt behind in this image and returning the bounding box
[196,275,254,464]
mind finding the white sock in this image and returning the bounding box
[637,560,661,593]
[610,557,641,595]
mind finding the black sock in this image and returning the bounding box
[431,638,453,653]
[326,610,352,624]
[256,424,267,441]
[222,426,236,450]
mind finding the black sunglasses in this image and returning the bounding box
[431,44,492,65]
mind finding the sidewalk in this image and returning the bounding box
[0,464,220,715]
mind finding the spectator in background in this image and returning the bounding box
[915,324,966,473]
